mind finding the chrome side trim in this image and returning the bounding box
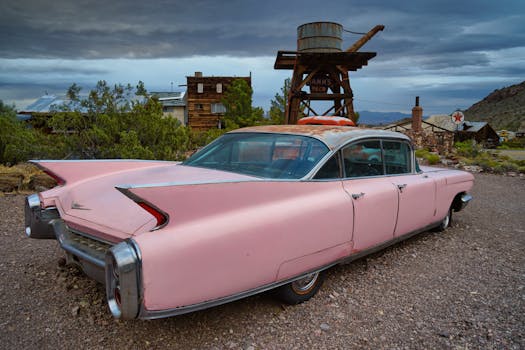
[115,187,170,230]
[30,159,175,164]
[137,219,444,320]
[339,221,441,265]
[116,178,264,190]
[138,263,336,320]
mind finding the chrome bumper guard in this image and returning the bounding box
[25,193,60,239]
[105,241,142,319]
[458,193,473,211]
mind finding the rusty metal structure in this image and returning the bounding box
[274,22,384,124]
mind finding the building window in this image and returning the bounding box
[195,103,204,111]
[211,103,226,114]
[197,83,204,93]
[216,83,222,93]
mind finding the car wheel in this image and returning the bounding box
[434,207,452,232]
[275,271,325,304]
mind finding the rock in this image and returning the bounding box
[71,306,80,316]
[28,173,57,191]
[0,172,23,192]
[437,330,450,338]
[463,165,482,173]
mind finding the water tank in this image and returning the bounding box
[297,22,343,52]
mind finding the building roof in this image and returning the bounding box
[150,91,186,107]
[423,115,489,133]
[424,115,456,131]
[383,116,451,133]
[19,95,77,113]
[459,121,489,133]
[19,94,147,115]
[150,91,185,99]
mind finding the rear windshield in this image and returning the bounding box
[183,133,330,179]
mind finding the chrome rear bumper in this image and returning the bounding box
[24,193,141,318]
[25,193,111,283]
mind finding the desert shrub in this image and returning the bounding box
[415,148,440,165]
[498,139,525,150]
[454,140,482,157]
[426,153,440,165]
[415,149,430,158]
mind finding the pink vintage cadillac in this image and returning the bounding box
[25,125,473,319]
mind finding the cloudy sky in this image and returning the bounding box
[1,0,524,115]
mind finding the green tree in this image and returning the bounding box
[49,81,192,160]
[221,79,265,129]
[269,78,290,125]
[352,111,360,125]
[0,101,35,164]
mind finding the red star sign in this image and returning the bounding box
[452,111,464,124]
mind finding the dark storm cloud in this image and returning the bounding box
[2,0,524,112]
[1,0,524,60]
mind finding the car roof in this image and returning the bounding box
[231,125,411,150]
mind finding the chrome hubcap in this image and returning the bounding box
[443,213,450,228]
[292,272,318,293]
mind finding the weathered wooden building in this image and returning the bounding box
[186,72,251,131]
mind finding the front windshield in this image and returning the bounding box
[183,132,330,179]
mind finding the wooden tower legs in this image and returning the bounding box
[285,66,356,124]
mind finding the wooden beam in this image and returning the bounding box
[297,68,320,91]
[302,93,352,100]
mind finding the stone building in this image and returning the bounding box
[384,97,455,155]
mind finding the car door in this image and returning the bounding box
[382,140,437,236]
[340,140,398,251]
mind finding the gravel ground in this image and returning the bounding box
[1,173,524,349]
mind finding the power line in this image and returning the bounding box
[342,28,367,35]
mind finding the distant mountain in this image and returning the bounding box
[463,81,525,131]
[357,110,413,126]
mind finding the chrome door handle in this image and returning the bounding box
[352,192,365,199]
[397,184,407,192]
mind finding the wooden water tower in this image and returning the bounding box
[274,22,384,124]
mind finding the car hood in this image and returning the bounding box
[37,161,258,242]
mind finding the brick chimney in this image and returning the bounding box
[412,96,423,132]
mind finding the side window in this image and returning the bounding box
[342,140,383,177]
[313,153,341,179]
[383,141,411,174]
